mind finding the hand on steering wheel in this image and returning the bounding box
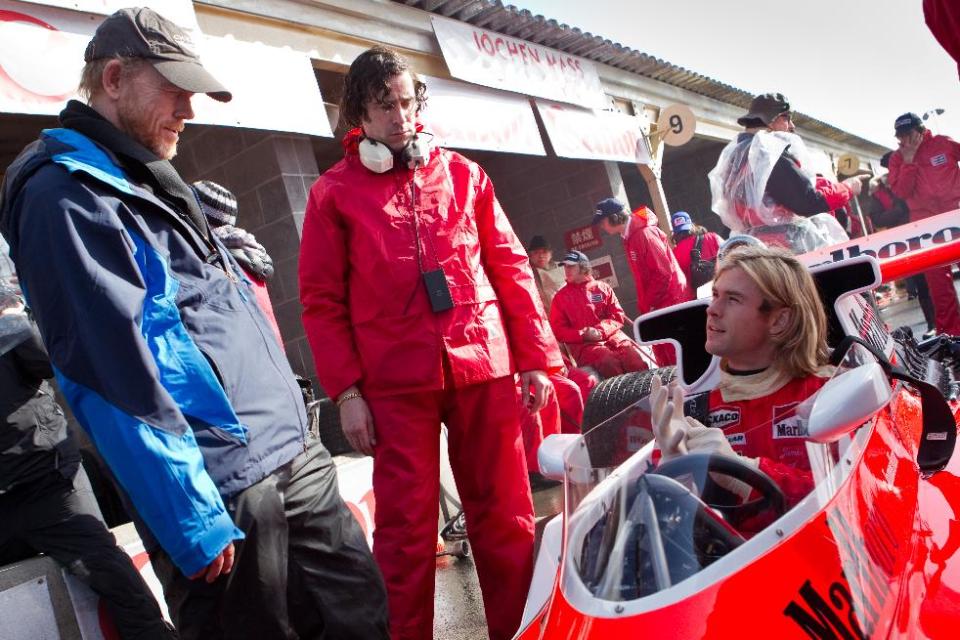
[653,452,787,526]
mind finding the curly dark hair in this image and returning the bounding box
[340,46,427,129]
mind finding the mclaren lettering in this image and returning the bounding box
[784,578,866,640]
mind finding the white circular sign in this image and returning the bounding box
[657,104,696,146]
[837,153,861,176]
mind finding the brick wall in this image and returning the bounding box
[459,151,651,314]
[660,142,728,236]
[173,125,321,379]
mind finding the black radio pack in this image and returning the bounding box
[422,268,454,313]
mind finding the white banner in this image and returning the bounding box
[431,15,607,110]
[0,2,331,136]
[419,75,544,155]
[799,209,960,268]
[190,36,332,137]
[13,0,198,28]
[535,99,651,164]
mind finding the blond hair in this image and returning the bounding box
[715,245,828,378]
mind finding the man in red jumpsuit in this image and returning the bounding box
[594,198,690,366]
[298,47,562,640]
[651,245,832,521]
[888,112,960,337]
[549,250,648,378]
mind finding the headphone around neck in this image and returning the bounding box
[358,133,431,174]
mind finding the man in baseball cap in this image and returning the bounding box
[592,197,690,365]
[557,249,590,266]
[0,7,389,638]
[736,92,794,132]
[549,249,649,377]
[671,211,694,234]
[708,91,862,252]
[84,7,231,102]
[887,110,960,336]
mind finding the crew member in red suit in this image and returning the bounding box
[549,250,647,378]
[888,112,960,337]
[670,210,722,291]
[651,245,832,523]
[594,198,690,366]
[298,47,562,640]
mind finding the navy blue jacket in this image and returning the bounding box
[0,127,308,575]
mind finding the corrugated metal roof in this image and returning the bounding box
[396,0,888,155]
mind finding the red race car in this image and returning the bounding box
[517,211,960,639]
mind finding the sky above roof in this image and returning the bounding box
[510,0,960,150]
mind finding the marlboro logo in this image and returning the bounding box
[800,210,960,267]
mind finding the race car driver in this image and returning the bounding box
[651,245,832,511]
[298,47,562,640]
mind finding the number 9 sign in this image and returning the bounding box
[657,104,696,146]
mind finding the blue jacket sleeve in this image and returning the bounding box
[9,168,243,576]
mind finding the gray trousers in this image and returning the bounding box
[149,438,389,640]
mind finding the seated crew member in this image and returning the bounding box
[651,245,832,513]
[549,250,647,378]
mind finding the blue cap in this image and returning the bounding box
[894,112,922,137]
[671,211,693,233]
[558,250,590,266]
[592,197,627,225]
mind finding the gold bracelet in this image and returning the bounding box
[336,391,363,407]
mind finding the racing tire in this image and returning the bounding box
[581,367,676,433]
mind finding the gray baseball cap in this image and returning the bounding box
[84,7,231,103]
[737,93,790,127]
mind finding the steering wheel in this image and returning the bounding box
[652,452,787,526]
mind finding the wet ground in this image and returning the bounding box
[433,483,562,640]
[432,277,959,639]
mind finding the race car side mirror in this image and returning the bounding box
[806,362,892,443]
[538,434,580,481]
[830,334,957,472]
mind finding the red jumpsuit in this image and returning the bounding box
[888,131,960,336]
[622,208,690,366]
[549,278,647,378]
[672,231,722,287]
[299,128,562,640]
[707,372,828,512]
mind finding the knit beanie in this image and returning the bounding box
[192,180,238,227]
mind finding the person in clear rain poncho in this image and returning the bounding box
[708,93,864,254]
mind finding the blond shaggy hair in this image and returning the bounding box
[715,245,828,378]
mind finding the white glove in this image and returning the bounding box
[842,176,863,196]
[650,376,688,461]
[683,418,738,458]
[684,417,758,500]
